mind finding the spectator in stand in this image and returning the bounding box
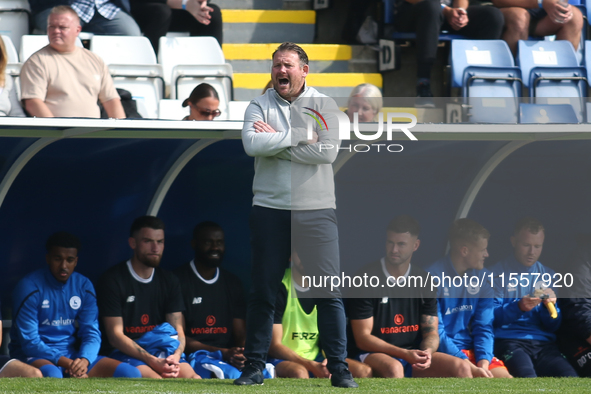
[394,0,504,106]
[129,0,222,53]
[29,0,140,36]
[182,83,221,121]
[20,6,126,118]
[492,0,583,55]
[0,36,25,117]
[346,83,382,123]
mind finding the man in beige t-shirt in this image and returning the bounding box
[21,5,125,119]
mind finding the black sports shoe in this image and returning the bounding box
[331,369,359,388]
[233,365,264,386]
[416,81,435,108]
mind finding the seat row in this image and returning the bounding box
[3,34,233,119]
[449,39,589,123]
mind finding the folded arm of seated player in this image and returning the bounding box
[350,317,430,367]
[103,316,178,377]
[414,314,439,370]
[12,279,62,365]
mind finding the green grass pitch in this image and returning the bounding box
[0,377,588,393]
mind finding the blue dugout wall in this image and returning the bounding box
[0,119,590,318]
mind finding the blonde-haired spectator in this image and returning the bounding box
[347,83,382,123]
[0,36,25,117]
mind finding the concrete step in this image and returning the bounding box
[213,0,310,9]
[223,43,378,73]
[222,10,315,43]
[283,0,312,9]
[214,0,284,9]
[233,72,383,101]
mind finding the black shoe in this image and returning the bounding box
[234,365,264,385]
[416,81,435,108]
[331,369,359,388]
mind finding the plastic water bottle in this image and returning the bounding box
[556,0,569,23]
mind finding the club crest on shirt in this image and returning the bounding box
[69,296,81,310]
[467,284,480,295]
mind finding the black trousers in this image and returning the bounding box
[130,1,223,53]
[495,338,578,377]
[395,0,504,79]
[243,206,349,374]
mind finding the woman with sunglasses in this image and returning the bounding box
[182,83,221,121]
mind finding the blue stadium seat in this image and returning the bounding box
[450,40,522,123]
[584,40,591,68]
[519,103,579,123]
[518,40,586,121]
[451,40,521,93]
[583,0,591,23]
[518,40,586,96]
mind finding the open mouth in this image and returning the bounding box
[278,78,289,87]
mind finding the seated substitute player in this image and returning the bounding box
[557,237,591,376]
[10,232,140,378]
[268,252,372,379]
[348,215,471,378]
[174,221,246,377]
[428,219,511,378]
[492,217,577,377]
[97,216,200,379]
[0,308,41,378]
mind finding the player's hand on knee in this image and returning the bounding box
[160,363,180,378]
[149,357,177,377]
[224,347,246,369]
[308,358,330,378]
[407,349,431,369]
[471,365,492,378]
[474,359,493,378]
[165,354,180,366]
[68,358,89,378]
